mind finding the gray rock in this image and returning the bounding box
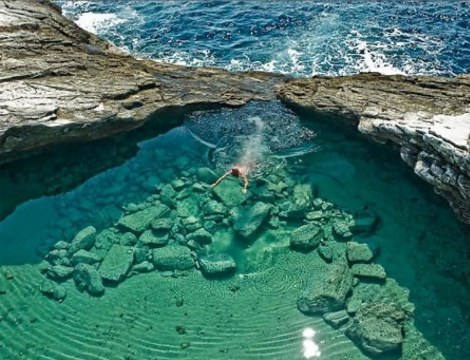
[298,264,353,314]
[290,224,322,250]
[347,242,375,263]
[73,264,105,296]
[322,310,350,329]
[67,226,96,255]
[39,280,67,301]
[118,204,171,233]
[234,202,272,238]
[186,228,212,245]
[199,254,236,276]
[99,245,135,282]
[46,265,74,281]
[71,250,102,265]
[351,264,387,280]
[346,303,406,356]
[152,246,194,271]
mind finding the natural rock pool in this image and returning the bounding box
[0,102,469,360]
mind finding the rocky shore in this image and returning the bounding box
[0,0,469,223]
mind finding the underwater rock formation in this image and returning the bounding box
[0,0,469,226]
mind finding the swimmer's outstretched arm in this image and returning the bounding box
[241,173,249,194]
[211,171,231,188]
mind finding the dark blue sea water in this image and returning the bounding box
[57,0,470,76]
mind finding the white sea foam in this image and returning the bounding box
[75,13,124,34]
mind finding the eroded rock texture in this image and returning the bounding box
[280,74,470,223]
[0,0,283,163]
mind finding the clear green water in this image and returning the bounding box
[0,102,469,360]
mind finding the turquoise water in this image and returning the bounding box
[0,102,469,360]
[56,0,470,76]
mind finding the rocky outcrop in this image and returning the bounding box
[1,0,469,223]
[0,0,284,163]
[279,74,470,223]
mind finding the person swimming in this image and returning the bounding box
[211,165,249,193]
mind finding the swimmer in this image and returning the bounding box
[211,165,249,193]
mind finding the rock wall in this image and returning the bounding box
[279,74,470,223]
[0,1,469,223]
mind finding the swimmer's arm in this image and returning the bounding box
[241,174,249,194]
[211,171,231,188]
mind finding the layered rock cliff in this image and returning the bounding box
[0,0,469,223]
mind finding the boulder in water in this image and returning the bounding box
[346,242,375,263]
[138,229,168,247]
[39,280,67,301]
[290,224,322,250]
[152,246,194,271]
[199,254,236,276]
[118,204,171,233]
[46,265,74,281]
[322,310,350,329]
[346,303,406,356]
[351,264,387,280]
[67,226,96,255]
[213,180,250,207]
[99,245,135,282]
[187,228,212,245]
[73,263,105,296]
[234,202,272,238]
[71,249,102,265]
[298,264,353,314]
[196,167,218,184]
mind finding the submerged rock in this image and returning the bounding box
[322,310,350,329]
[346,303,406,356]
[138,229,168,247]
[152,246,195,271]
[46,265,74,281]
[132,261,154,273]
[198,254,236,276]
[39,280,67,301]
[67,226,96,255]
[118,204,171,233]
[318,244,333,263]
[186,228,212,245]
[99,245,135,282]
[346,242,375,263]
[213,180,249,207]
[285,184,315,218]
[351,264,387,280]
[332,220,353,239]
[234,202,272,238]
[351,212,378,234]
[290,224,322,250]
[73,264,105,296]
[298,264,353,314]
[196,168,218,184]
[71,250,102,265]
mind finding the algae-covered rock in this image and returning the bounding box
[99,245,135,282]
[323,310,350,329]
[199,254,236,276]
[152,246,194,271]
[347,242,375,263]
[138,230,169,247]
[71,250,102,265]
[351,264,387,280]
[95,228,119,250]
[182,216,202,232]
[176,195,200,218]
[46,265,74,281]
[119,232,137,246]
[290,224,322,250]
[346,303,406,356]
[298,264,353,314]
[204,200,227,215]
[53,240,70,250]
[286,184,314,218]
[68,226,96,255]
[118,204,171,233]
[234,202,272,238]
[213,180,249,207]
[151,217,174,231]
[39,280,67,301]
[73,263,104,296]
[187,228,212,245]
